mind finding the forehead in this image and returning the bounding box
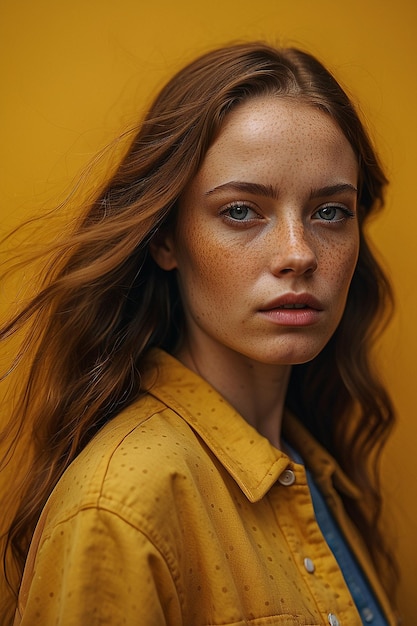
[218,96,346,142]
[200,96,358,183]
[218,96,352,149]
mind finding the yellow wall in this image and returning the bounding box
[1,0,416,620]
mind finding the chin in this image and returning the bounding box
[253,340,330,366]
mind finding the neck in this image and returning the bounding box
[175,341,291,450]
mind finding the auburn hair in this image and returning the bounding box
[0,42,396,619]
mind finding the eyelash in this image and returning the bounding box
[220,202,261,222]
[220,201,356,225]
[312,204,355,222]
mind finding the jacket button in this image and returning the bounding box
[303,557,315,573]
[278,469,295,486]
[363,607,374,622]
[328,614,340,626]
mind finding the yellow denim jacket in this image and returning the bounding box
[14,349,397,625]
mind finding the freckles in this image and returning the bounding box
[317,237,358,279]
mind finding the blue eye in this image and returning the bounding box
[318,206,338,220]
[225,203,257,221]
[314,205,354,222]
[228,204,250,220]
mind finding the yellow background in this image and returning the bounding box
[1,0,416,621]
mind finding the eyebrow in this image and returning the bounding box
[205,181,357,200]
[309,183,358,199]
[205,181,280,199]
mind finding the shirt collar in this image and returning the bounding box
[282,411,361,499]
[142,349,359,502]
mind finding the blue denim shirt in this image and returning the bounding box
[288,443,389,625]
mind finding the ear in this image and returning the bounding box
[149,229,178,271]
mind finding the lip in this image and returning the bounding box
[261,293,323,311]
[258,293,323,327]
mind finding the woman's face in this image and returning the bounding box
[154,97,360,367]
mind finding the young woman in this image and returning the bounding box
[0,42,399,625]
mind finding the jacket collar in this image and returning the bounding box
[143,349,360,502]
[282,411,361,499]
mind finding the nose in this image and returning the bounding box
[270,218,318,277]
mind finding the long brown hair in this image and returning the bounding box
[0,42,396,617]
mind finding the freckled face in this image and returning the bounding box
[164,97,359,366]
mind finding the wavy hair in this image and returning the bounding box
[0,42,396,618]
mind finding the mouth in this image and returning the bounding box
[259,294,323,327]
[273,303,312,310]
[260,293,323,312]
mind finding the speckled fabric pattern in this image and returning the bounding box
[14,350,396,625]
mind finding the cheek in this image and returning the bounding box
[320,237,359,292]
[177,220,236,278]
[175,229,236,300]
